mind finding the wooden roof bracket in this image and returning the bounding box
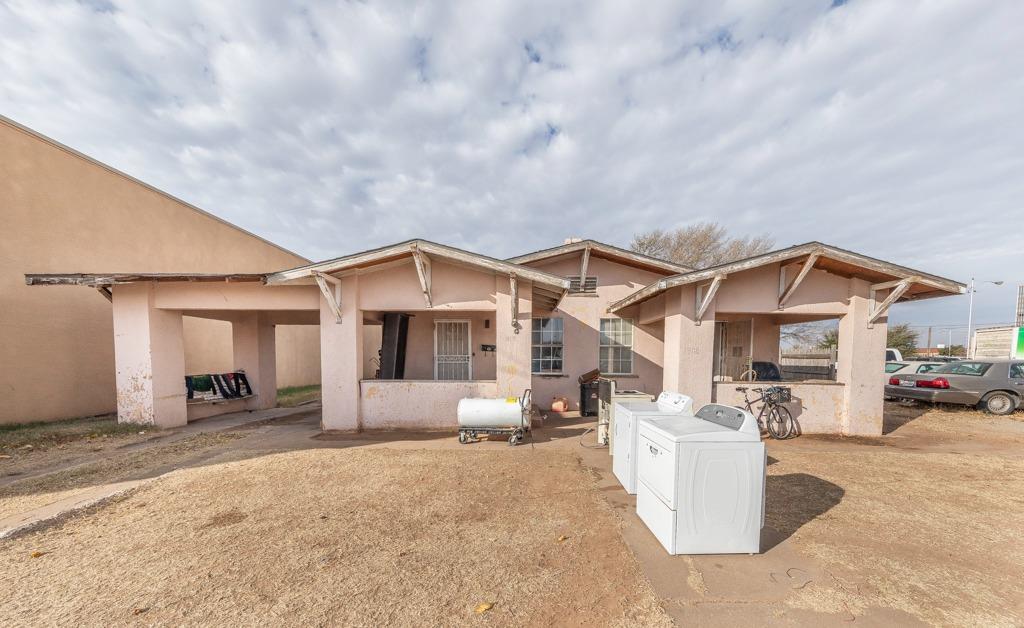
[96,286,113,302]
[313,271,342,323]
[411,244,433,308]
[695,275,724,325]
[778,252,820,309]
[579,243,592,283]
[509,273,521,334]
[867,277,917,328]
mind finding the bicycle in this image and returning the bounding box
[735,385,795,439]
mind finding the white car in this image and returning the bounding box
[884,362,944,393]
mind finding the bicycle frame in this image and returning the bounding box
[740,388,773,432]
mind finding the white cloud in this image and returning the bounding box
[2,0,1022,339]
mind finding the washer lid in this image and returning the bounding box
[641,409,761,442]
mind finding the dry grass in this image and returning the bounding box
[0,431,243,519]
[768,443,1024,626]
[0,414,148,452]
[0,448,670,627]
[276,385,321,408]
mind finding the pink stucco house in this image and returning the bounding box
[27,238,963,436]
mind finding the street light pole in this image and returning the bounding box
[967,277,975,357]
[967,277,1005,358]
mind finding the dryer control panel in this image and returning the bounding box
[695,404,758,435]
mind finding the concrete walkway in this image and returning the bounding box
[0,480,146,539]
[0,405,318,538]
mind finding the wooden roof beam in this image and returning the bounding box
[313,271,342,323]
[410,244,433,308]
[579,243,592,281]
[868,278,914,327]
[778,252,821,309]
[695,275,724,325]
[509,274,521,333]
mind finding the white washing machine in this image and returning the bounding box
[635,404,765,555]
[612,392,694,494]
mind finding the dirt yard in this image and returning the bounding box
[0,448,668,626]
[1,402,1023,626]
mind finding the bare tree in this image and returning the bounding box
[780,323,828,348]
[630,222,775,269]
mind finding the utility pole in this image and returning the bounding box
[926,327,932,354]
[947,329,952,356]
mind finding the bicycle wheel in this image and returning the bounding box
[765,405,793,439]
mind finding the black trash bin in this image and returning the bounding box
[579,369,601,416]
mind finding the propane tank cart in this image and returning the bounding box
[457,389,532,446]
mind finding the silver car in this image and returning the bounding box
[885,359,1024,415]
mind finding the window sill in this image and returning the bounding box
[533,373,568,378]
[604,374,638,378]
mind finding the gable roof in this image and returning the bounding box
[1,114,308,264]
[265,239,571,310]
[608,241,965,313]
[507,239,692,275]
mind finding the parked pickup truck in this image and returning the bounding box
[885,359,1024,415]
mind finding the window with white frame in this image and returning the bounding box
[599,318,633,374]
[532,317,564,374]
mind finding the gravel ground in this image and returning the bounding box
[0,448,670,627]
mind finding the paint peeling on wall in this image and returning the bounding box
[116,369,155,425]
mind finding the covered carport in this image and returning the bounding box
[24,273,320,428]
[608,242,964,435]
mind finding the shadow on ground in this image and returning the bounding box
[762,472,844,551]
[883,402,932,434]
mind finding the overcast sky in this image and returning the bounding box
[2,0,1022,345]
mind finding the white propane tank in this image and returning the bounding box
[457,396,527,429]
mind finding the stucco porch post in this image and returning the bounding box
[320,274,363,430]
[111,282,187,428]
[836,278,887,435]
[496,276,532,399]
[662,285,717,407]
[751,315,781,364]
[232,312,277,410]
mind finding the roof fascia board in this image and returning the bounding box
[508,239,691,274]
[608,242,965,313]
[25,273,267,287]
[267,239,570,291]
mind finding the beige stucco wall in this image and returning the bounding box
[522,255,668,412]
[647,264,888,435]
[320,260,533,430]
[713,382,845,434]
[360,380,499,429]
[0,118,320,424]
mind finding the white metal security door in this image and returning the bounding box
[434,320,472,380]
